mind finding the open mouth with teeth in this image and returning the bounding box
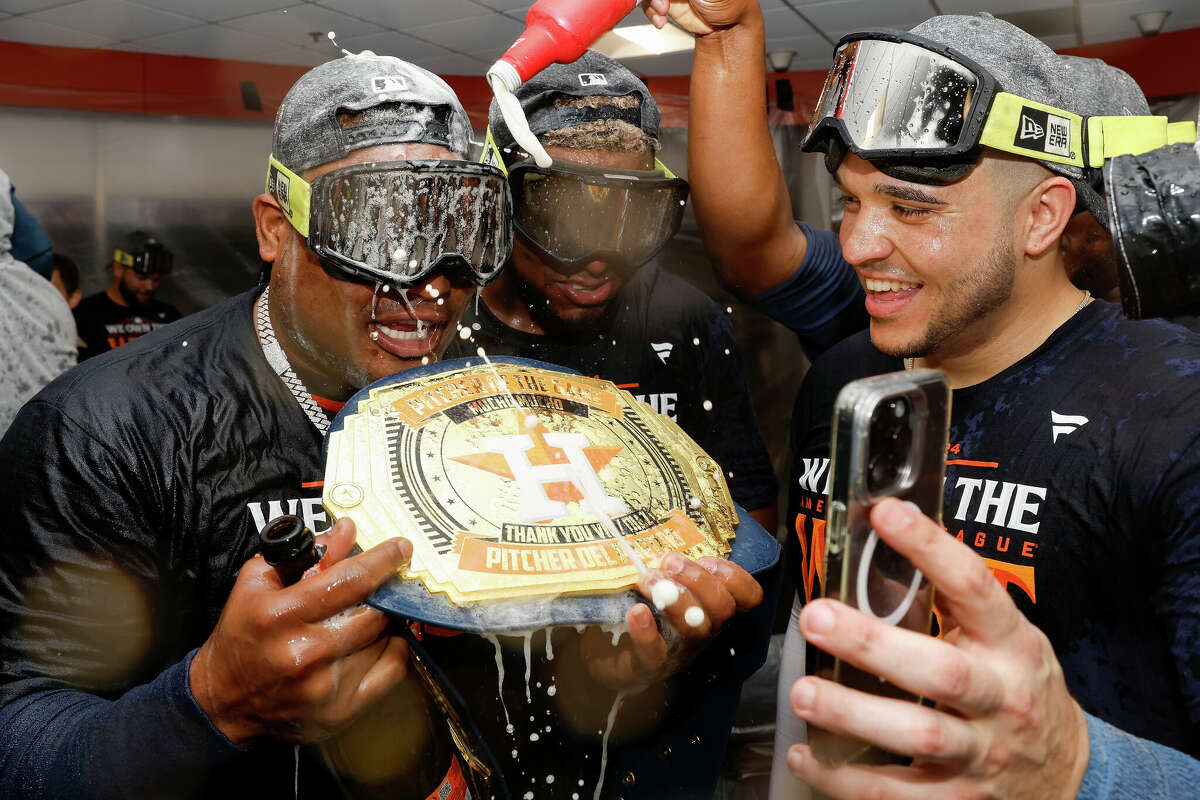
[861,276,924,319]
[369,319,445,359]
[864,278,921,292]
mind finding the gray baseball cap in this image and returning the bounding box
[1060,55,1150,118]
[487,50,660,154]
[273,52,472,173]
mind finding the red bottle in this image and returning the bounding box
[490,0,638,87]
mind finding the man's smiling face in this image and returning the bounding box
[835,153,1031,359]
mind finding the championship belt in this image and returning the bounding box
[323,356,777,631]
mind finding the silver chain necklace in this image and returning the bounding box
[903,290,1092,371]
[255,287,330,434]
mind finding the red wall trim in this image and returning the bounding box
[1,27,1197,127]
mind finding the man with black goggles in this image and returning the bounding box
[74,229,182,359]
[650,1,1200,798]
[452,50,778,528]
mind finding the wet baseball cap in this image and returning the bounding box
[1060,55,1150,118]
[487,50,660,155]
[273,52,473,173]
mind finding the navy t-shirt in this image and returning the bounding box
[449,262,779,512]
[783,301,1200,755]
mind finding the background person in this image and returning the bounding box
[73,230,182,360]
[448,50,780,532]
[0,167,75,435]
[50,252,83,309]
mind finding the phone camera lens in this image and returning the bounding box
[867,395,913,494]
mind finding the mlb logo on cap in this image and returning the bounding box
[372,75,409,93]
[578,73,608,87]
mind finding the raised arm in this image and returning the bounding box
[646,0,809,295]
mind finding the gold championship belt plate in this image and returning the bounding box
[323,358,739,608]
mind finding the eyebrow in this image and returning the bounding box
[873,183,948,205]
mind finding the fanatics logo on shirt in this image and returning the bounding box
[651,342,673,364]
[1050,411,1089,443]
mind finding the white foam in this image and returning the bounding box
[487,65,553,168]
[592,691,627,800]
[684,606,705,627]
[650,579,680,610]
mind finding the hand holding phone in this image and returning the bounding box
[808,369,950,766]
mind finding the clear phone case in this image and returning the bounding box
[808,368,951,767]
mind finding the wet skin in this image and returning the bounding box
[834,152,1083,385]
[482,144,655,334]
[253,142,476,401]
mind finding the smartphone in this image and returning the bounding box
[808,368,951,767]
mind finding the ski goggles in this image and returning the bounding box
[266,156,513,289]
[114,242,172,276]
[803,30,1196,178]
[483,128,688,273]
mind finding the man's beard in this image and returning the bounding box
[118,281,150,309]
[514,271,611,340]
[873,225,1017,360]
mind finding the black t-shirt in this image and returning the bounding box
[785,301,1200,756]
[447,262,779,512]
[0,290,339,797]
[73,291,182,360]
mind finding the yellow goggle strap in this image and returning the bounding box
[979,92,1086,167]
[481,126,508,176]
[1085,117,1198,167]
[1168,121,1198,145]
[980,92,1197,169]
[113,248,134,267]
[266,155,311,238]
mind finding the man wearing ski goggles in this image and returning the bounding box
[803,29,1194,212]
[260,73,514,392]
[444,49,780,800]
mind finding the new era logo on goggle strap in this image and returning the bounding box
[271,169,292,215]
[1014,107,1071,158]
[578,73,608,87]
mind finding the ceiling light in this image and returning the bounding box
[592,23,695,59]
[1132,10,1171,36]
[767,50,795,72]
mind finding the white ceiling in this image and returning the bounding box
[0,0,1197,76]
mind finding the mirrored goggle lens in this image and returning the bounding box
[513,170,687,267]
[809,38,979,152]
[315,163,511,286]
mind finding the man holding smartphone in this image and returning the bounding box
[647,1,1200,797]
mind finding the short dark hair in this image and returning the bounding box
[539,95,657,154]
[52,252,79,294]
